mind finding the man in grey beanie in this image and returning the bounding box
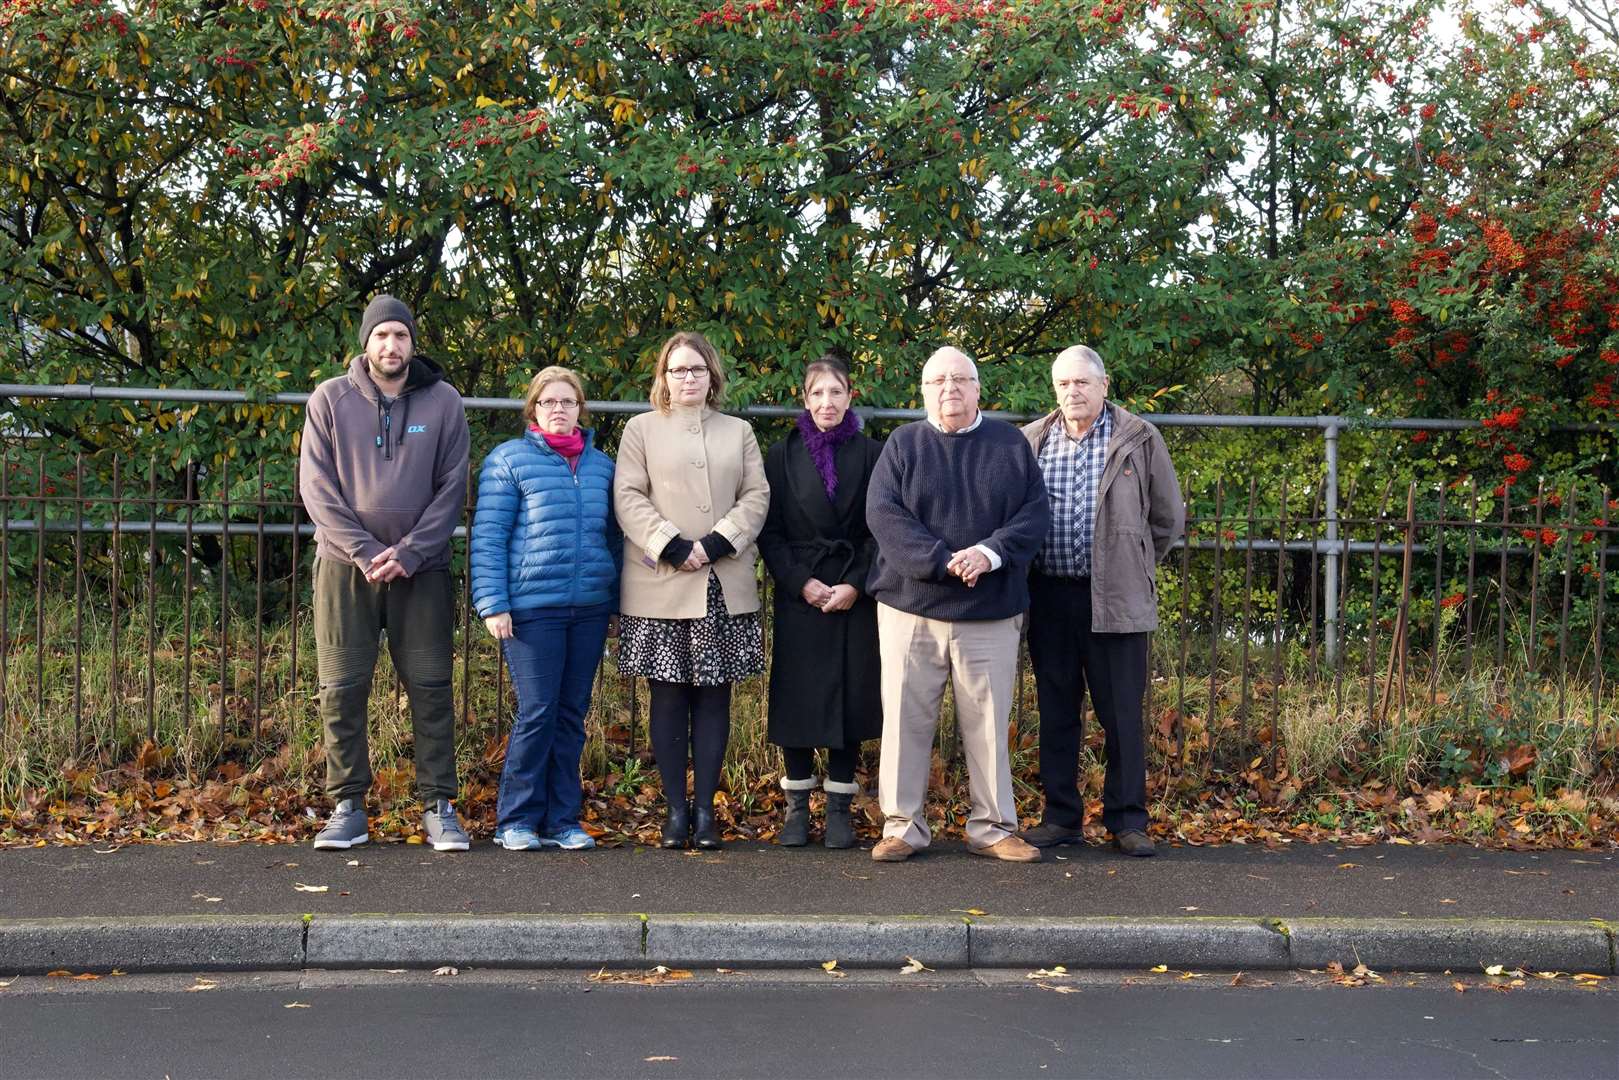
[299,294,472,851]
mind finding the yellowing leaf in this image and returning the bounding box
[1149,964,1169,973]
[292,883,328,893]
[284,1002,311,1009]
[900,957,932,975]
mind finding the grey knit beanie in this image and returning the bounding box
[358,295,417,349]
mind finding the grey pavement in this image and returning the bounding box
[2,839,1613,920]
[1,970,1613,1079]
[1,841,1614,978]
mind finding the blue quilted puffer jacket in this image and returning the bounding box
[470,427,621,617]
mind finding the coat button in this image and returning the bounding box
[693,460,706,469]
[688,426,700,434]
[696,504,709,513]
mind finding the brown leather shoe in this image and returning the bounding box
[968,835,1042,862]
[871,836,915,862]
[1112,829,1157,857]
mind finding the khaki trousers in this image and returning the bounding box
[313,558,458,804]
[876,603,1022,850]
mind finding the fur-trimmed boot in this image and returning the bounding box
[778,775,818,847]
[822,778,860,849]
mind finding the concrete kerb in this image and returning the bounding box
[645,915,970,969]
[1283,917,1616,975]
[966,917,1292,970]
[2,914,1615,976]
[304,914,645,969]
[0,915,305,974]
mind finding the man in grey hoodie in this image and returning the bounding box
[299,295,471,851]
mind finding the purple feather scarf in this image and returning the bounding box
[796,409,861,501]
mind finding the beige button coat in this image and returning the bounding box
[613,404,771,619]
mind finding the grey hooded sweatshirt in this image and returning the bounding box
[299,354,470,575]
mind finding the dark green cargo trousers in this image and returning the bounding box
[313,557,457,804]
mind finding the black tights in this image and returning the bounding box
[781,746,858,785]
[649,680,732,809]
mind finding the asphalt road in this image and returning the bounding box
[2,841,1613,920]
[1,970,1612,1079]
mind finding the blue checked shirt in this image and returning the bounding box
[1036,407,1110,578]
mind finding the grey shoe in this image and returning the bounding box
[822,779,860,850]
[778,777,816,847]
[423,799,470,852]
[312,799,369,850]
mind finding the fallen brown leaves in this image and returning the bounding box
[1324,960,1384,987]
[1,743,1615,849]
[589,966,692,985]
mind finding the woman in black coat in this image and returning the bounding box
[757,355,883,848]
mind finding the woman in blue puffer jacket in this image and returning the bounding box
[471,365,621,852]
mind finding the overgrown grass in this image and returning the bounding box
[2,596,1615,821]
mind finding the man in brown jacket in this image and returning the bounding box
[1020,345,1184,857]
[299,295,471,852]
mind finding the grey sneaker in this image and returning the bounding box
[423,799,470,851]
[312,799,369,850]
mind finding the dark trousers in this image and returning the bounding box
[781,746,858,785]
[497,603,612,835]
[313,558,457,804]
[1027,573,1149,834]
[649,681,732,809]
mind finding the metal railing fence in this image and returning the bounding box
[5,380,1615,660]
[0,385,1614,784]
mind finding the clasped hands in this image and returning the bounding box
[677,542,712,573]
[801,578,858,613]
[365,545,408,584]
[946,546,991,588]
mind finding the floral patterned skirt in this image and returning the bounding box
[616,571,764,686]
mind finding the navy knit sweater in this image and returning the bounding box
[865,418,1051,620]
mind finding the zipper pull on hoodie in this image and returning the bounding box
[375,396,395,459]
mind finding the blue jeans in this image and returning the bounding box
[496,603,612,835]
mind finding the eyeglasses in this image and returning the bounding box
[537,398,580,411]
[666,366,710,381]
[923,374,978,388]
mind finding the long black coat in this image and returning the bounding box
[757,427,884,750]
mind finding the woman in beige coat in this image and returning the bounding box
[614,331,770,849]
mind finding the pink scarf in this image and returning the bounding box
[531,424,585,471]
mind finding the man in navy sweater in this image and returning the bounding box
[865,347,1051,862]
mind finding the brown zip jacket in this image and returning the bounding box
[298,354,470,575]
[1022,402,1184,633]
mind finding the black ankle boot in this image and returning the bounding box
[778,788,813,847]
[823,782,858,849]
[693,803,723,850]
[660,799,691,849]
